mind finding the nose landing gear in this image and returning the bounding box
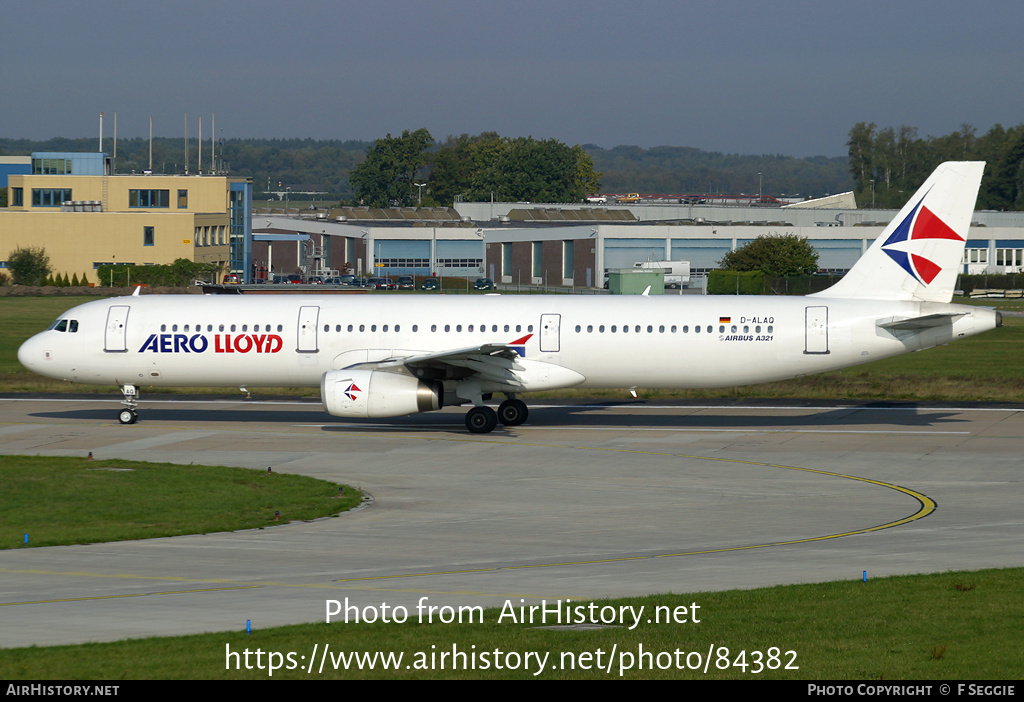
[118,384,139,424]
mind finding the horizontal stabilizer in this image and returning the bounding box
[876,312,966,331]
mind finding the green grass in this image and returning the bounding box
[0,568,1020,679]
[0,456,363,548]
[2,295,1022,401]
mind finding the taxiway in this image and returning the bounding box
[1,396,1021,648]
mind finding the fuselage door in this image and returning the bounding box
[804,305,829,355]
[104,305,130,353]
[540,313,561,353]
[297,306,320,353]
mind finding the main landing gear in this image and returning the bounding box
[464,396,529,434]
[118,384,139,424]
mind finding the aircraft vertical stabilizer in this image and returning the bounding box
[813,161,984,303]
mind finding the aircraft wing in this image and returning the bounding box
[343,336,530,387]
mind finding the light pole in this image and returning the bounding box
[414,182,426,207]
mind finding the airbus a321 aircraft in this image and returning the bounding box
[18,161,1000,433]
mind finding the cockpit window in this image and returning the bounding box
[47,318,79,333]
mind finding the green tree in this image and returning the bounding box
[471,136,600,202]
[428,132,502,205]
[573,144,602,197]
[719,234,819,277]
[349,128,433,207]
[427,133,602,204]
[6,246,52,285]
[847,121,876,193]
[496,137,585,202]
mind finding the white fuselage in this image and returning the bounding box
[17,293,997,392]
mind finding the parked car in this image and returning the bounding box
[368,277,395,290]
[285,274,302,284]
[222,273,240,284]
[396,275,415,290]
[420,278,440,291]
[473,277,495,291]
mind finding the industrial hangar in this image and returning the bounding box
[255,197,1024,287]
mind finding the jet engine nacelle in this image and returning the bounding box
[321,369,442,418]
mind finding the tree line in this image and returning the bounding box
[18,123,1024,209]
[2,135,852,205]
[847,122,1024,210]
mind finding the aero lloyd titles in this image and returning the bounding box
[138,332,284,354]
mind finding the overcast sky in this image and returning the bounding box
[3,0,1020,157]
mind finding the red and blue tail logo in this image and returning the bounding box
[881,190,964,285]
[509,334,532,357]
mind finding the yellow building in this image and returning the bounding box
[1,152,252,284]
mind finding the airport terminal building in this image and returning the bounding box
[0,152,251,284]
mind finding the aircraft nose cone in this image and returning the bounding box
[17,333,37,368]
[17,335,38,370]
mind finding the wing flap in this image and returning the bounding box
[342,339,528,386]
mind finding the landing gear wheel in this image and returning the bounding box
[118,384,140,425]
[497,398,528,426]
[465,406,498,434]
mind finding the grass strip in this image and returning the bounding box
[1,456,363,548]
[0,568,1019,679]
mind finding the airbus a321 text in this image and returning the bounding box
[18,162,1000,433]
